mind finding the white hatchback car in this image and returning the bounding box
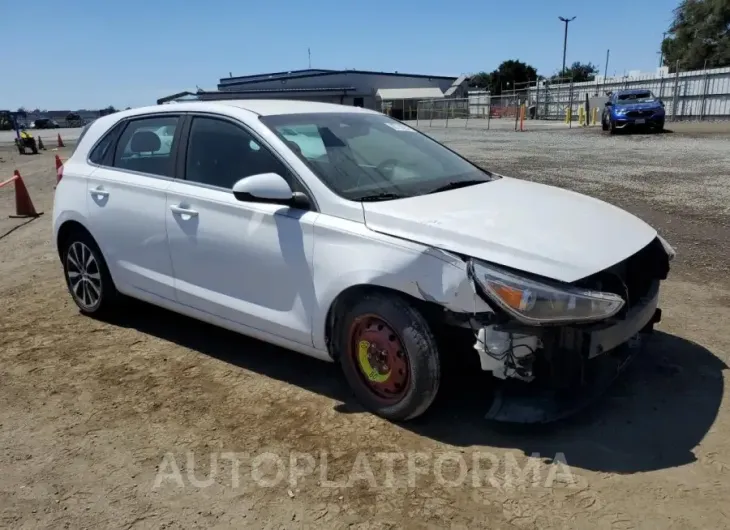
[53,100,674,423]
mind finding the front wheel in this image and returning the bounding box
[609,118,617,135]
[337,293,441,421]
[61,230,120,315]
[601,114,609,131]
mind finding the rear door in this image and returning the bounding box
[86,114,182,301]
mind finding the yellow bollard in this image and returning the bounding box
[564,107,572,124]
[578,106,586,126]
[591,107,599,126]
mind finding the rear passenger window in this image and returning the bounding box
[113,116,179,177]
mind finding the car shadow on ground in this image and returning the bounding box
[103,300,725,474]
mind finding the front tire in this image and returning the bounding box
[61,230,119,315]
[337,293,441,421]
[601,113,609,131]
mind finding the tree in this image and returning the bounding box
[661,0,730,71]
[553,61,599,82]
[468,60,538,95]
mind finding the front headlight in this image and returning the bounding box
[469,260,624,325]
[615,108,627,115]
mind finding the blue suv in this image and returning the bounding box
[602,89,665,133]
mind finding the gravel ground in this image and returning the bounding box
[1,126,729,529]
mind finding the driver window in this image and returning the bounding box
[185,117,288,189]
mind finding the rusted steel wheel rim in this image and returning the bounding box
[349,314,410,403]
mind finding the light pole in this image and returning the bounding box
[559,16,576,77]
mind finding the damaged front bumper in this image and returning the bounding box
[479,281,662,424]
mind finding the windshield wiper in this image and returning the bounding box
[425,179,490,195]
[357,192,404,202]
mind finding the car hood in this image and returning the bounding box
[362,177,657,283]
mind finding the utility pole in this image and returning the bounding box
[604,49,610,80]
[558,16,576,77]
[658,32,668,67]
[308,48,311,69]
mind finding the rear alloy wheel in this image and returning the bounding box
[337,293,441,421]
[62,232,119,315]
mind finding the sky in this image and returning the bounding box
[1,0,680,110]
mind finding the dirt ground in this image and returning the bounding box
[1,124,729,530]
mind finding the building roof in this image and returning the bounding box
[219,69,338,85]
[204,86,355,95]
[218,69,457,88]
[158,87,356,105]
[375,87,444,100]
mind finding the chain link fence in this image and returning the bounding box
[414,93,524,130]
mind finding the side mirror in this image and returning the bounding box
[232,173,310,209]
[604,101,612,106]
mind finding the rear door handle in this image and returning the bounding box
[170,204,199,217]
[89,186,109,198]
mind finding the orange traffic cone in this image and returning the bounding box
[57,133,65,148]
[55,155,64,184]
[38,136,46,150]
[9,170,43,218]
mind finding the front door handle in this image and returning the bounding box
[89,186,109,198]
[170,204,199,217]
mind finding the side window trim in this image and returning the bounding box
[109,114,182,180]
[181,112,319,211]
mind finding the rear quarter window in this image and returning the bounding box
[88,121,125,166]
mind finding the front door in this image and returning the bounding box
[165,115,318,346]
[86,115,182,301]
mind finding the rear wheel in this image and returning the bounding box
[61,230,120,315]
[337,293,441,421]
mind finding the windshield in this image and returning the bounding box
[617,91,655,104]
[259,112,495,201]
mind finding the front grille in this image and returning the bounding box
[626,110,654,118]
[576,237,669,317]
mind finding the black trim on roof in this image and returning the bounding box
[157,91,195,105]
[218,69,457,88]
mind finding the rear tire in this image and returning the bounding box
[61,229,120,316]
[336,293,441,421]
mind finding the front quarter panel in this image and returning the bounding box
[310,215,493,352]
